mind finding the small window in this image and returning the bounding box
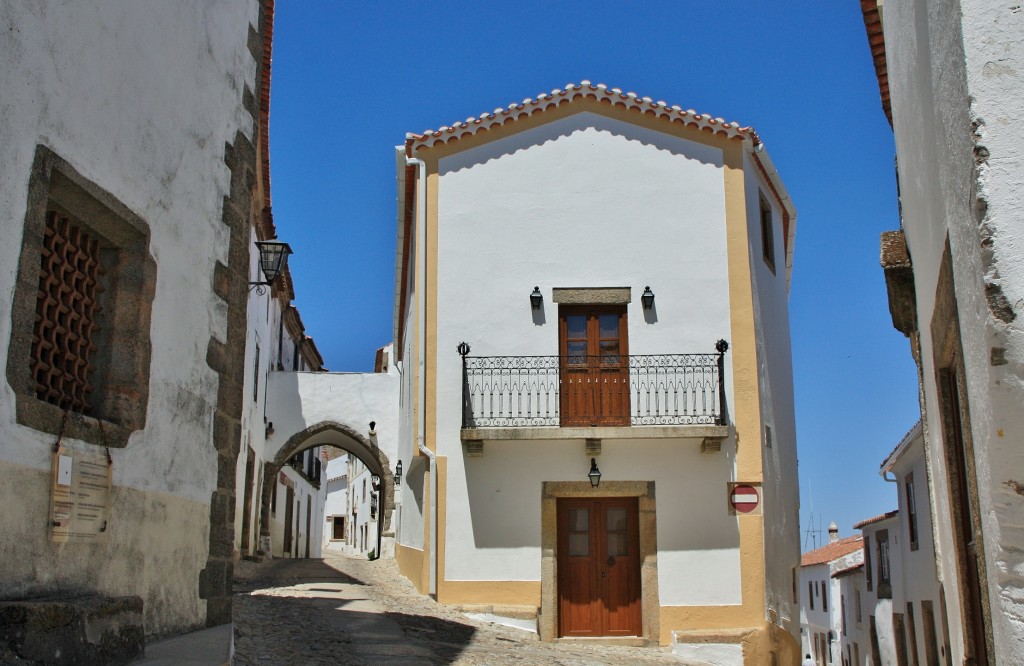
[822,580,828,612]
[855,588,862,623]
[841,594,847,633]
[877,529,892,599]
[8,146,155,447]
[864,535,874,591]
[253,342,260,402]
[906,473,919,550]
[760,192,776,274]
[809,581,815,610]
[765,425,773,448]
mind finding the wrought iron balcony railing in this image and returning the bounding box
[458,343,728,429]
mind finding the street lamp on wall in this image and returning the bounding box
[588,458,602,487]
[395,459,403,486]
[530,286,543,310]
[249,240,293,294]
[641,286,655,310]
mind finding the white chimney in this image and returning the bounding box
[828,521,839,543]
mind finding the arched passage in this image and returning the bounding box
[259,420,394,557]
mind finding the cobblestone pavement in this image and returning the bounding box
[232,551,692,665]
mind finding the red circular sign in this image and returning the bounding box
[730,484,759,513]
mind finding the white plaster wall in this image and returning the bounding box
[0,0,257,501]
[800,563,832,656]
[889,433,945,662]
[432,112,739,604]
[837,573,870,665]
[347,464,379,556]
[883,0,1024,660]
[265,371,398,467]
[447,439,741,606]
[434,112,731,376]
[744,150,801,631]
[0,0,259,633]
[862,520,900,665]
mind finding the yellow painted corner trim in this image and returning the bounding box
[436,580,541,607]
[722,142,764,481]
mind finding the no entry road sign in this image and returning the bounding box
[730,483,760,514]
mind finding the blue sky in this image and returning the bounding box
[268,2,921,548]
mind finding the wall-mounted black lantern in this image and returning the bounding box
[249,240,292,293]
[395,459,403,486]
[588,458,602,487]
[371,474,380,492]
[641,286,655,310]
[530,286,543,310]
[369,420,376,436]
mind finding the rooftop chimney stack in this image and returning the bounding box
[828,521,839,543]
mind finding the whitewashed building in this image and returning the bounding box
[0,1,273,659]
[840,423,948,666]
[799,528,865,666]
[390,82,801,663]
[862,1,1024,661]
[0,1,272,659]
[346,455,381,558]
[322,455,350,552]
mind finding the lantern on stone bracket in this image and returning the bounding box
[588,458,602,488]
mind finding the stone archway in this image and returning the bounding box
[258,420,394,558]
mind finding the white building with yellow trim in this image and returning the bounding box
[390,82,801,664]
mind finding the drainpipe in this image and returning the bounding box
[407,152,438,596]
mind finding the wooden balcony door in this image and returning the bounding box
[557,497,641,638]
[559,306,629,426]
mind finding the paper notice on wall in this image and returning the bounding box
[50,445,113,544]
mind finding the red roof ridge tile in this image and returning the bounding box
[801,534,864,567]
[406,81,758,151]
[854,510,899,530]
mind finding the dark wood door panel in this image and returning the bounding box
[557,497,641,637]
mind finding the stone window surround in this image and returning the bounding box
[6,145,155,448]
[538,480,659,644]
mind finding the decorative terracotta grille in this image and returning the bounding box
[31,211,105,413]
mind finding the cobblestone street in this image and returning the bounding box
[233,552,691,665]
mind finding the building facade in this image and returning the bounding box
[799,529,865,665]
[323,455,350,552]
[391,83,801,664]
[0,0,273,657]
[862,1,1024,662]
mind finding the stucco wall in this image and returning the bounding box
[431,113,743,605]
[447,439,741,605]
[266,371,398,464]
[743,150,800,632]
[0,1,259,635]
[882,0,1024,660]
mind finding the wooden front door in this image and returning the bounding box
[939,369,989,664]
[557,497,641,637]
[559,307,629,426]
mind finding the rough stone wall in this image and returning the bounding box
[957,0,1024,659]
[881,0,1024,661]
[0,0,263,638]
[200,2,270,625]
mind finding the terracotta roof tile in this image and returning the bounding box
[854,510,898,530]
[832,562,865,579]
[860,0,892,126]
[801,535,864,567]
[406,81,759,152]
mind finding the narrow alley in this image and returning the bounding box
[232,552,689,665]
